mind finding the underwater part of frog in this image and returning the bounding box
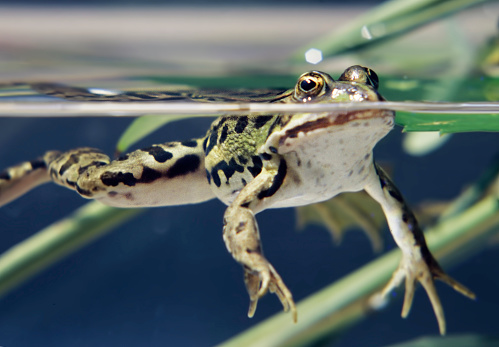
[0,65,475,334]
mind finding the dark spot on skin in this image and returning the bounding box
[247,156,263,178]
[210,158,245,187]
[202,137,208,152]
[258,159,287,199]
[218,124,229,144]
[142,146,173,163]
[58,153,80,176]
[66,179,76,187]
[140,166,162,183]
[402,212,409,223]
[101,171,137,187]
[30,159,46,170]
[364,153,370,160]
[78,161,108,175]
[236,221,246,233]
[260,153,272,161]
[241,201,250,208]
[212,117,228,133]
[107,191,118,197]
[0,170,11,180]
[254,115,273,129]
[237,155,248,165]
[124,192,134,200]
[206,169,211,184]
[117,154,129,161]
[241,178,247,186]
[235,116,249,133]
[388,187,404,203]
[167,154,201,178]
[269,146,278,154]
[358,165,365,174]
[181,139,198,148]
[348,170,353,177]
[205,131,218,155]
[245,245,262,254]
[75,184,93,197]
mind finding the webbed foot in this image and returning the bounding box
[381,252,475,335]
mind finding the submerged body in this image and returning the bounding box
[0,66,474,333]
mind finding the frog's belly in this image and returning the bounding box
[269,157,374,209]
[266,136,377,209]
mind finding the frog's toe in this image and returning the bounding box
[267,263,297,322]
[244,263,297,322]
[244,271,261,318]
[382,254,475,335]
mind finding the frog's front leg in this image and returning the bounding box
[365,163,475,335]
[222,159,297,322]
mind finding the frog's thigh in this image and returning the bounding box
[49,143,213,207]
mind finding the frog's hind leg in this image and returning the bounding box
[0,139,215,208]
[365,163,475,335]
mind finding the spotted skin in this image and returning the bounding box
[0,65,474,334]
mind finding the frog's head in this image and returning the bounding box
[265,66,395,155]
[292,65,384,103]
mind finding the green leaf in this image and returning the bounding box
[396,112,499,133]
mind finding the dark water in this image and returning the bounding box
[0,111,498,347]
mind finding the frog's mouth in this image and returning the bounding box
[282,109,394,140]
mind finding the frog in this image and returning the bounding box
[0,65,475,334]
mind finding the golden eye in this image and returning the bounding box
[295,72,325,98]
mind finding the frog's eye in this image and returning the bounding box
[300,78,317,92]
[295,72,326,99]
[339,65,379,90]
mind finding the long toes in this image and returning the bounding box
[419,271,445,335]
[247,299,258,318]
[401,275,415,318]
[435,271,476,300]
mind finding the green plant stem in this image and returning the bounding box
[291,0,491,61]
[219,195,499,347]
[0,201,143,298]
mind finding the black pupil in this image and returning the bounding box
[300,78,317,92]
